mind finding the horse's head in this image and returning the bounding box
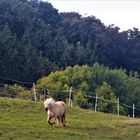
[44,98,55,112]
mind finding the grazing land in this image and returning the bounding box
[0,97,140,140]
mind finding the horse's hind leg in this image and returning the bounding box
[61,114,66,127]
[57,117,61,126]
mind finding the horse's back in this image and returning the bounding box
[56,101,66,107]
[55,101,66,114]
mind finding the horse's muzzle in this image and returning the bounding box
[45,108,48,112]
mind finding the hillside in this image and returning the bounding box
[1,0,140,83]
[0,97,140,140]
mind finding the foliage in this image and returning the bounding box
[0,84,33,99]
[37,64,140,116]
[96,82,117,112]
[74,92,92,109]
[1,0,140,83]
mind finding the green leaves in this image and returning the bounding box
[96,82,118,113]
[37,64,140,115]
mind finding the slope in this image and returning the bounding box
[0,97,140,140]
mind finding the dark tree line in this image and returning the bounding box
[0,0,140,83]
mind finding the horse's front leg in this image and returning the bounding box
[53,117,58,127]
[47,116,54,125]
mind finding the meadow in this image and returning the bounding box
[0,97,140,140]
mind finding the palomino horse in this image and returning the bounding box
[44,98,66,127]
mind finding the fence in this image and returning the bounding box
[0,76,35,100]
[0,76,140,117]
[83,94,140,118]
[65,88,140,118]
[33,86,140,118]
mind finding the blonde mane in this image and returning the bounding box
[44,98,55,108]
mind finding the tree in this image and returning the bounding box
[96,82,117,113]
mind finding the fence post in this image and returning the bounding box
[117,98,119,116]
[94,93,98,112]
[133,104,135,118]
[69,87,73,107]
[33,83,37,102]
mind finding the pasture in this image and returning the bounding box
[0,97,140,140]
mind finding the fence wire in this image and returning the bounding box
[0,82,140,115]
[84,94,140,115]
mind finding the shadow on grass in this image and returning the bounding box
[63,125,96,132]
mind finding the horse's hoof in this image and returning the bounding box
[48,121,53,126]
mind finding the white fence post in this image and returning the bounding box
[133,104,135,118]
[33,83,37,102]
[117,98,119,116]
[94,93,98,112]
[69,87,73,107]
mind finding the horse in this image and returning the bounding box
[44,98,66,127]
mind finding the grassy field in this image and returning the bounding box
[0,97,140,140]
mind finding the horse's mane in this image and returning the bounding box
[44,98,55,107]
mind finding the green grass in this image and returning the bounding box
[0,97,140,140]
